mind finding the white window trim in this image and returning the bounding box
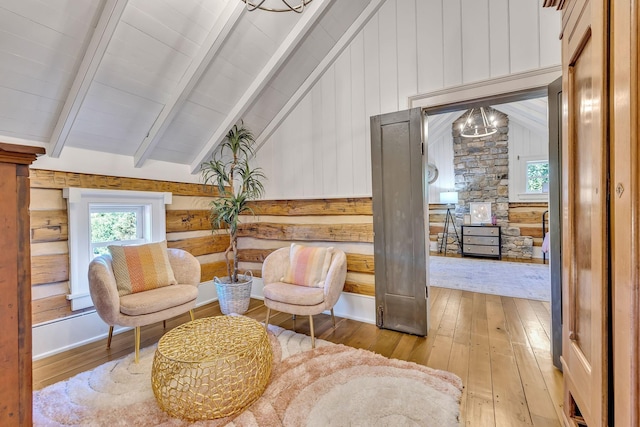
[63,188,172,311]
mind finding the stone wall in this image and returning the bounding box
[438,107,534,259]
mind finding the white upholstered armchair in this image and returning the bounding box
[88,247,200,362]
[262,245,347,348]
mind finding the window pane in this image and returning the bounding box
[526,161,549,193]
[90,211,139,243]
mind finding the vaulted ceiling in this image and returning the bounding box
[0,0,375,172]
[427,97,549,143]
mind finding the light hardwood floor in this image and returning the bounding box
[33,287,563,426]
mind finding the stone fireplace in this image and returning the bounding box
[438,107,534,259]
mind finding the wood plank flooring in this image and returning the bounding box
[32,287,563,426]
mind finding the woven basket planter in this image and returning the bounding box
[214,271,253,315]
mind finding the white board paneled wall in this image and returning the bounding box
[256,0,560,200]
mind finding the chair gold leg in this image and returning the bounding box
[189,309,195,321]
[134,326,141,364]
[163,320,166,329]
[107,326,114,349]
[309,315,315,349]
[331,308,336,328]
[264,307,271,331]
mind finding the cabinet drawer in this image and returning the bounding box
[463,235,499,246]
[463,245,500,257]
[463,226,499,237]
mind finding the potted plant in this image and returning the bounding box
[200,122,266,314]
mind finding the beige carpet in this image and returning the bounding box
[430,255,551,301]
[34,323,463,426]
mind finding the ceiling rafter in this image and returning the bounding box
[189,0,333,174]
[254,0,387,154]
[133,1,245,168]
[495,103,548,136]
[48,0,128,158]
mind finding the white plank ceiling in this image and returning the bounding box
[0,0,372,169]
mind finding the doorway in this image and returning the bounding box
[420,86,562,368]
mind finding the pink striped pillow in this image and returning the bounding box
[109,241,177,296]
[282,244,333,288]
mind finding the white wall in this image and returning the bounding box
[427,131,455,202]
[255,0,561,199]
[508,121,549,202]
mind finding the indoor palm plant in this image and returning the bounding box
[200,122,265,314]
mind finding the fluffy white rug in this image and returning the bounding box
[430,256,550,301]
[33,324,463,426]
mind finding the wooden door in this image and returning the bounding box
[610,0,639,425]
[370,108,428,336]
[560,0,609,425]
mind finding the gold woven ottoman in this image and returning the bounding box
[151,316,272,421]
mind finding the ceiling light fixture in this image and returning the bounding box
[241,0,313,13]
[459,107,498,138]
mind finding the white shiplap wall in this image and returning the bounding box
[508,120,549,202]
[255,0,561,199]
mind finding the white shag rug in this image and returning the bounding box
[33,324,463,426]
[429,256,550,301]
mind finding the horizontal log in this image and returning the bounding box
[32,254,69,286]
[200,261,229,282]
[237,248,275,263]
[238,222,373,243]
[246,198,373,216]
[508,202,549,209]
[237,249,375,275]
[166,210,212,233]
[31,294,70,325]
[167,234,229,257]
[30,169,220,197]
[429,225,445,234]
[515,226,544,238]
[345,253,375,274]
[30,210,68,243]
[344,280,375,296]
[428,213,446,222]
[509,208,549,223]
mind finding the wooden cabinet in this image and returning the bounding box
[0,143,44,426]
[461,225,501,259]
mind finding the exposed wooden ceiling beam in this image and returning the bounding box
[254,0,387,154]
[133,1,245,168]
[189,0,333,174]
[48,0,128,158]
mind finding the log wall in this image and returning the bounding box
[29,169,547,325]
[428,202,549,250]
[29,169,226,325]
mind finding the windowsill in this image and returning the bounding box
[515,192,549,202]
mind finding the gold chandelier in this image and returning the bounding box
[241,0,313,13]
[459,107,498,138]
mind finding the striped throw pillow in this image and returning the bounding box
[282,244,333,288]
[108,241,177,296]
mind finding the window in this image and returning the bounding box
[526,160,550,193]
[90,206,146,257]
[64,188,171,310]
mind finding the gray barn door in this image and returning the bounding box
[370,108,428,336]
